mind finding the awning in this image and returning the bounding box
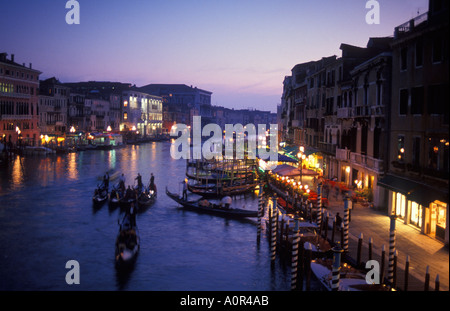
[257,153,297,163]
[271,164,319,177]
[281,145,318,159]
[277,153,298,163]
[378,174,448,206]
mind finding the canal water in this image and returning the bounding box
[0,142,320,291]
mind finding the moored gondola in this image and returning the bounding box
[166,187,258,219]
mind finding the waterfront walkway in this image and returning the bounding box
[324,193,449,291]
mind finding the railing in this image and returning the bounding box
[370,106,385,117]
[318,142,336,155]
[394,12,428,37]
[336,148,351,161]
[0,114,32,120]
[351,152,384,173]
[0,91,31,99]
[337,107,353,119]
[354,106,370,117]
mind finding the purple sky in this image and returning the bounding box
[1,0,429,112]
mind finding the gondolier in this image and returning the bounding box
[221,196,232,209]
[181,180,188,200]
[135,173,143,192]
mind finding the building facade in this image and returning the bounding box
[38,77,70,138]
[0,53,41,146]
[378,0,449,244]
[279,0,448,245]
[121,89,163,136]
[139,84,213,132]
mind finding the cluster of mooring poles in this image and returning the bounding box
[257,182,441,291]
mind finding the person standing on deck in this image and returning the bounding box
[181,180,188,200]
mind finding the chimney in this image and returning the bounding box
[11,54,15,62]
[29,63,32,69]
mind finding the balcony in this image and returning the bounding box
[336,148,351,161]
[318,142,336,155]
[0,114,32,120]
[0,91,31,99]
[354,106,370,117]
[351,152,384,173]
[370,105,385,117]
[337,107,353,119]
[291,120,301,128]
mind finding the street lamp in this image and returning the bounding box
[297,146,306,184]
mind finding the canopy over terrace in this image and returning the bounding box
[271,164,319,177]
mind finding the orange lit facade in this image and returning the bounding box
[0,53,41,146]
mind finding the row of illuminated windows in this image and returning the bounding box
[0,82,14,93]
[0,82,37,95]
[2,121,34,131]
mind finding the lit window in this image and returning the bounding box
[124,100,128,107]
[123,112,128,120]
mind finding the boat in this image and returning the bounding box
[92,186,108,205]
[310,257,392,291]
[286,218,332,255]
[187,180,257,198]
[185,157,258,198]
[166,187,258,219]
[23,146,55,156]
[137,187,156,208]
[115,212,140,266]
[109,186,124,206]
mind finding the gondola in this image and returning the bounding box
[310,256,393,291]
[166,187,258,219]
[109,187,123,206]
[137,188,156,208]
[92,186,108,205]
[187,182,257,198]
[115,212,139,266]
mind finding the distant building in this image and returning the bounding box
[121,88,163,136]
[85,96,110,132]
[68,92,87,132]
[0,53,41,146]
[38,77,71,138]
[139,84,213,132]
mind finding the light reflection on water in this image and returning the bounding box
[0,142,320,291]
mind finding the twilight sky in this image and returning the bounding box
[1,0,428,112]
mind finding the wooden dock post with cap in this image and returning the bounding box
[290,216,300,291]
[404,255,410,291]
[257,183,264,244]
[305,242,312,291]
[343,196,350,252]
[380,244,386,285]
[424,265,430,291]
[331,244,344,291]
[388,215,397,287]
[357,233,363,266]
[270,196,277,265]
